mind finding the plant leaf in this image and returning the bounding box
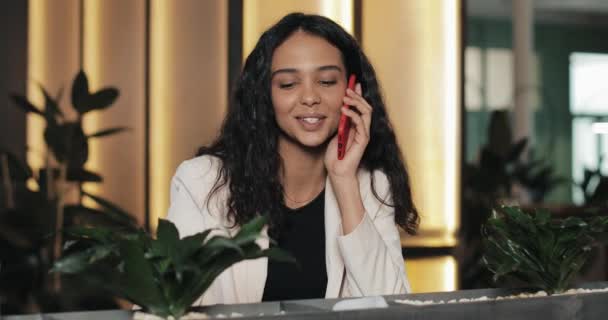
[200,236,244,261]
[0,150,33,180]
[84,88,119,113]
[66,168,103,182]
[157,219,180,243]
[62,225,115,243]
[72,70,90,114]
[64,205,138,231]
[82,191,138,228]
[506,138,528,163]
[177,230,213,259]
[261,246,297,264]
[87,127,130,139]
[233,215,266,245]
[10,94,43,116]
[119,240,167,314]
[51,244,115,273]
[156,219,180,263]
[40,84,63,118]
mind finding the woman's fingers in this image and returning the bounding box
[344,89,372,114]
[341,107,369,141]
[342,92,371,133]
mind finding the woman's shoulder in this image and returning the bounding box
[174,154,223,181]
[172,154,226,208]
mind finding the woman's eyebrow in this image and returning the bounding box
[271,65,343,78]
[317,65,343,72]
[271,68,297,78]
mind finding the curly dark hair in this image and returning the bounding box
[198,12,419,236]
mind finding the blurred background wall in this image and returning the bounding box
[1,0,463,293]
[4,0,607,297]
[0,1,28,160]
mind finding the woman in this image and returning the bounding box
[167,12,419,305]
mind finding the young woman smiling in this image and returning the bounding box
[167,12,419,305]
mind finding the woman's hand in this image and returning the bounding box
[324,83,372,180]
[324,83,372,234]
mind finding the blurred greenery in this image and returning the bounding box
[576,156,608,206]
[461,110,566,289]
[0,70,134,314]
[482,206,608,294]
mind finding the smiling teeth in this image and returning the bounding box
[302,118,320,124]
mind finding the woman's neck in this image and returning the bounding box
[278,138,327,206]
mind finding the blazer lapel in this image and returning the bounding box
[247,227,269,302]
[324,177,345,298]
[238,178,347,302]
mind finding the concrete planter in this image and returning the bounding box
[5,282,608,320]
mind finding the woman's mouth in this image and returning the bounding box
[296,116,326,131]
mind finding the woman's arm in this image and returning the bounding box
[165,157,228,306]
[325,83,410,296]
[166,162,208,238]
[330,176,365,235]
[335,170,411,296]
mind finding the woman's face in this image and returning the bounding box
[270,31,347,148]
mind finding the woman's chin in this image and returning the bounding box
[297,134,335,150]
[281,132,332,150]
[278,124,338,149]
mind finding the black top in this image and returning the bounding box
[262,189,327,301]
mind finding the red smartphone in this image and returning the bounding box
[337,74,357,160]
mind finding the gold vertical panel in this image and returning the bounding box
[406,256,458,293]
[243,0,353,59]
[150,0,228,231]
[27,0,80,184]
[82,0,146,225]
[363,0,461,248]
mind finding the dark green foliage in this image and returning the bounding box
[71,70,119,115]
[482,206,608,294]
[9,70,126,183]
[577,156,608,206]
[1,70,135,314]
[52,216,294,319]
[461,110,565,289]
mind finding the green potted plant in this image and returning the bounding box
[0,70,137,313]
[51,215,294,319]
[482,206,608,294]
[461,110,565,289]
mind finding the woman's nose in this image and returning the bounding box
[300,83,321,107]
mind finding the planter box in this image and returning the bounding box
[5,282,608,320]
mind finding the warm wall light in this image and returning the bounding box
[27,0,80,190]
[363,0,461,248]
[243,0,353,59]
[27,0,48,190]
[319,0,353,34]
[149,1,228,232]
[406,255,458,293]
[149,0,173,232]
[81,0,147,224]
[81,0,103,207]
[363,0,461,292]
[440,0,462,245]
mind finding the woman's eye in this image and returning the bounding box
[319,80,337,86]
[279,83,295,89]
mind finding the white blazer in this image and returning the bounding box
[166,155,411,306]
